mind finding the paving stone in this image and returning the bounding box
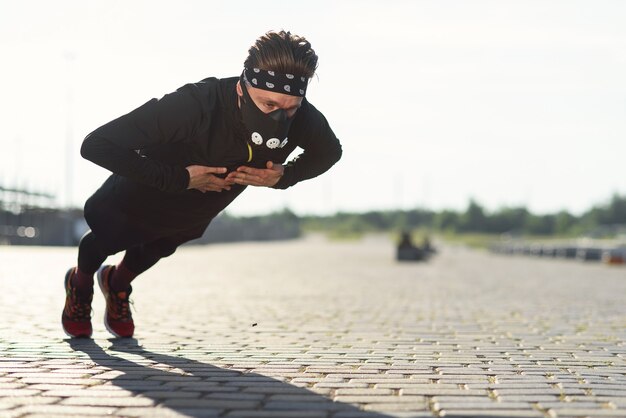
[439,401,533,410]
[112,408,211,418]
[0,396,60,407]
[497,395,561,402]
[539,401,606,408]
[10,415,97,418]
[432,396,495,403]
[334,412,432,418]
[494,388,588,395]
[0,403,18,411]
[161,398,259,409]
[336,389,395,396]
[268,394,338,402]
[41,389,134,397]
[161,383,239,391]
[592,389,626,396]
[17,377,101,385]
[362,403,429,412]
[0,383,25,389]
[262,401,354,410]
[314,382,371,388]
[204,393,266,401]
[398,388,488,396]
[443,411,543,417]
[91,380,166,390]
[0,412,34,418]
[9,404,118,415]
[291,377,344,383]
[1,241,626,417]
[225,411,329,418]
[59,396,155,406]
[0,389,41,396]
[546,409,626,417]
[334,396,427,404]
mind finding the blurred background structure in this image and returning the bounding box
[0,185,84,245]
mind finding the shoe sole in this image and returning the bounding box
[62,267,93,339]
[62,327,91,339]
[97,265,131,338]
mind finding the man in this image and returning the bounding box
[62,30,342,338]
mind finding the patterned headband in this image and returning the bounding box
[243,67,308,97]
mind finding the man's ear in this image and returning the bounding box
[236,81,242,97]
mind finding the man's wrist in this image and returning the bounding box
[271,165,292,189]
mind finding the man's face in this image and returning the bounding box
[237,81,303,118]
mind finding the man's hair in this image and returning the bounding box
[244,30,318,79]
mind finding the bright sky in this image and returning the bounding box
[1,0,625,216]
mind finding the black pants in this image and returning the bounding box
[77,174,232,276]
[77,226,206,276]
[78,190,210,275]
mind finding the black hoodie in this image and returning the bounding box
[80,76,342,233]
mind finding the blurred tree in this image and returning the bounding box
[554,210,576,235]
[607,194,626,224]
[458,199,487,232]
[488,207,528,233]
[435,209,460,232]
[524,214,556,235]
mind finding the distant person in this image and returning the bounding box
[422,235,436,254]
[396,230,425,261]
[396,231,435,261]
[62,30,342,338]
[398,231,415,250]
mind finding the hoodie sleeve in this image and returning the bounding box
[272,102,342,190]
[80,81,215,192]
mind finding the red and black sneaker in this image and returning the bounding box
[97,265,135,338]
[62,268,93,338]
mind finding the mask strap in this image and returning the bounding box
[239,73,253,104]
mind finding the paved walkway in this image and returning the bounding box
[0,235,625,418]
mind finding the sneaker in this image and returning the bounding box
[62,267,93,338]
[97,265,135,338]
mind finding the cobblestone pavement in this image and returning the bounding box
[0,235,625,418]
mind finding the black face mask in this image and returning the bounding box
[239,74,293,150]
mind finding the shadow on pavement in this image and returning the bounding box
[68,338,395,418]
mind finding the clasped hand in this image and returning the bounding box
[186,161,284,193]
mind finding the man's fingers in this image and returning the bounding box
[235,166,272,182]
[187,165,227,176]
[204,174,231,187]
[198,166,227,175]
[236,166,265,176]
[187,165,227,174]
[225,164,282,187]
[237,163,281,174]
[192,174,232,192]
[190,163,281,190]
[230,171,264,185]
